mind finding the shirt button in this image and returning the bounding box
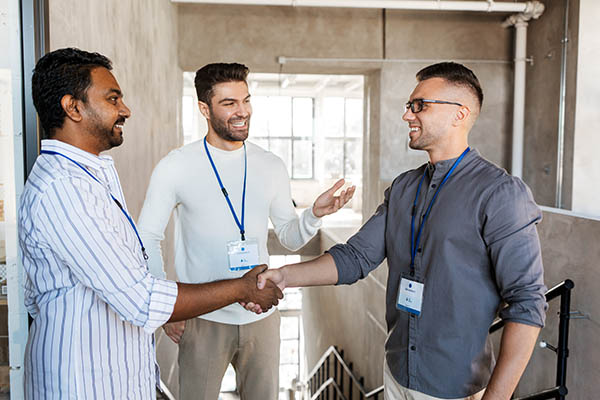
[410,345,416,351]
[431,184,437,188]
[417,248,422,253]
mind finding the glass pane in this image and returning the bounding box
[269,96,292,137]
[279,288,302,310]
[250,96,270,137]
[293,97,313,138]
[323,97,345,137]
[323,138,344,178]
[345,98,363,138]
[280,339,299,364]
[280,316,299,340]
[249,138,269,151]
[344,139,363,179]
[269,139,292,176]
[182,96,194,133]
[292,139,312,179]
[279,364,300,392]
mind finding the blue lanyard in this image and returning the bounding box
[203,137,247,241]
[410,147,470,269]
[40,150,149,260]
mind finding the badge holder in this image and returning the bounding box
[227,238,260,272]
[396,273,424,316]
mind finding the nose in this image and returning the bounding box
[120,101,131,119]
[237,101,251,118]
[402,107,414,122]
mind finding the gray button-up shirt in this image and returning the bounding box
[328,149,547,398]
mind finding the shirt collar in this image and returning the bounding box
[41,139,115,172]
[427,148,479,178]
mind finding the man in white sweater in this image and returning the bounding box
[138,63,354,400]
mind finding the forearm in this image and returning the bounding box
[282,253,338,287]
[483,321,540,400]
[169,279,246,322]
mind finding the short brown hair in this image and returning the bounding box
[416,62,483,109]
[194,63,249,104]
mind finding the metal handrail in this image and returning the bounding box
[490,279,574,400]
[307,345,383,399]
[310,377,348,400]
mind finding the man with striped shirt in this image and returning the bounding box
[18,47,283,399]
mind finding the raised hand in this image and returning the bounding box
[163,320,186,344]
[312,179,356,218]
[239,265,283,312]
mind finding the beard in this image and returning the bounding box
[86,107,124,151]
[209,108,249,142]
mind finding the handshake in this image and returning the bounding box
[238,264,284,314]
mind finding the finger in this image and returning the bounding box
[327,179,345,195]
[254,264,267,274]
[257,274,266,289]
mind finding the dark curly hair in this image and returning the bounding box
[32,47,112,138]
[194,63,249,105]
[416,62,484,109]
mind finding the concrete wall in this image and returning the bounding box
[48,0,182,391]
[523,0,579,209]
[515,210,600,399]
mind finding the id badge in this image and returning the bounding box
[396,275,424,316]
[227,238,260,272]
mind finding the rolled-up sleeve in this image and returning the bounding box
[328,185,390,285]
[482,176,547,327]
[38,177,178,333]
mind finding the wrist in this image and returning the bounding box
[311,204,323,219]
[236,277,252,302]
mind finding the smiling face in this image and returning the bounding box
[80,67,131,152]
[402,77,461,153]
[201,80,252,143]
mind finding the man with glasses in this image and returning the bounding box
[252,62,547,400]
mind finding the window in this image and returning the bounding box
[250,96,314,179]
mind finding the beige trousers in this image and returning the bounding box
[178,311,281,400]
[384,360,485,400]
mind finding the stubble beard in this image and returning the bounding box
[209,108,249,142]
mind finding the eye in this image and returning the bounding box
[108,96,118,104]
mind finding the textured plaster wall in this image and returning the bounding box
[523,0,579,209]
[48,0,182,391]
[513,210,600,399]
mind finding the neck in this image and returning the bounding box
[52,129,102,156]
[427,143,469,164]
[205,131,244,151]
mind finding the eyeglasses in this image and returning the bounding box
[405,98,463,114]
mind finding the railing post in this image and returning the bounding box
[359,377,365,400]
[556,282,573,400]
[349,362,353,400]
[326,355,330,400]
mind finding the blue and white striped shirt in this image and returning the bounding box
[19,140,178,399]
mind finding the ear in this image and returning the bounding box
[452,106,471,127]
[60,94,84,123]
[198,100,211,120]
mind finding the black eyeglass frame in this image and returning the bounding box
[405,98,464,114]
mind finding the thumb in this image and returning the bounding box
[254,264,267,274]
[257,274,267,290]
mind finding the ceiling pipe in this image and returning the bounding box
[173,0,541,14]
[502,3,544,178]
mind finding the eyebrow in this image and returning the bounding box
[107,88,123,96]
[218,94,251,104]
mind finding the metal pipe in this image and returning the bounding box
[510,18,528,178]
[556,284,571,398]
[173,0,536,13]
[278,56,511,65]
[555,0,570,208]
